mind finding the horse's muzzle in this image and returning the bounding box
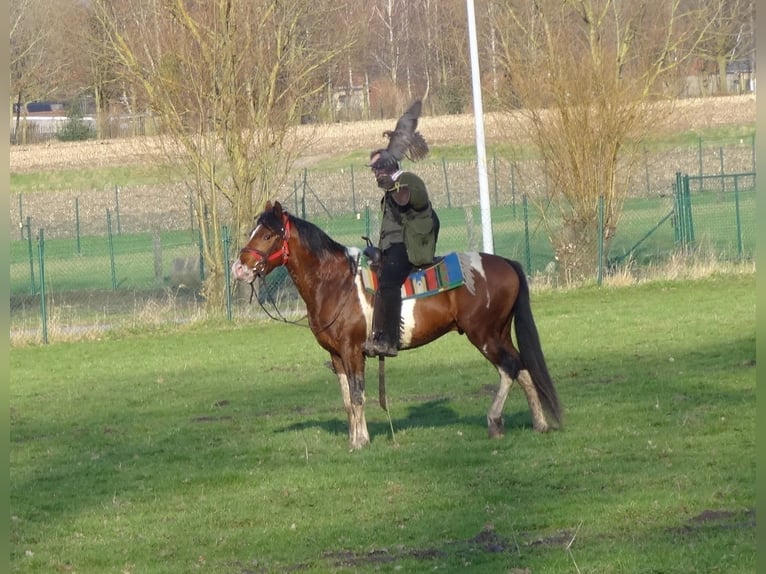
[231,260,256,284]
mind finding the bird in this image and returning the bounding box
[382,100,429,162]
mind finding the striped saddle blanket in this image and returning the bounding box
[360,251,466,300]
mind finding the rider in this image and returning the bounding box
[362,149,440,358]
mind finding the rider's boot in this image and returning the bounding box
[362,290,399,358]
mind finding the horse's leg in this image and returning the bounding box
[487,369,514,438]
[516,369,549,433]
[331,353,369,450]
[469,335,548,436]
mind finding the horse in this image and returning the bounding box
[231,200,562,450]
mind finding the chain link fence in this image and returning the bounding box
[10,136,755,344]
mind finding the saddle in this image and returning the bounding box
[359,248,466,300]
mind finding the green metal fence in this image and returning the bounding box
[11,168,754,344]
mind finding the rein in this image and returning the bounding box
[240,213,357,334]
[248,282,310,327]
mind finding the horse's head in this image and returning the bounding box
[231,201,292,284]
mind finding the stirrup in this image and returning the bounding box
[362,337,398,358]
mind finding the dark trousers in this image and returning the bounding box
[375,242,412,345]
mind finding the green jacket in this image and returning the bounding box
[378,171,438,266]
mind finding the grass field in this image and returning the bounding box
[10,272,755,573]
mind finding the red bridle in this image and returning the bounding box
[239,214,291,272]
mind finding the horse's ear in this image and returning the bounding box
[264,200,273,211]
[273,201,283,216]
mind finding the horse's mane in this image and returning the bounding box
[259,209,348,260]
[290,215,349,258]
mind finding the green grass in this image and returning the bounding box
[10,230,201,294]
[10,273,755,573]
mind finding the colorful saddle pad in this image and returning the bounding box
[360,251,465,300]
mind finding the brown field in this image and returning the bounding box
[9,95,756,173]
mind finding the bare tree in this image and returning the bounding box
[91,0,353,309]
[491,0,715,284]
[10,0,62,143]
[695,0,755,94]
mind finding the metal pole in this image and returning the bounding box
[733,177,743,259]
[107,209,117,290]
[75,197,81,254]
[38,229,48,344]
[350,164,357,214]
[466,0,494,254]
[26,217,35,294]
[18,194,24,240]
[114,185,122,235]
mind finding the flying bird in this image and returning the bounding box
[382,100,429,162]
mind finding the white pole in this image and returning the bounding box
[466,0,494,254]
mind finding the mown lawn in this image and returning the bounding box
[10,272,755,573]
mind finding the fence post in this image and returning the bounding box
[350,164,357,214]
[37,229,48,344]
[683,174,695,246]
[751,133,756,172]
[733,177,743,260]
[114,185,122,235]
[152,229,163,282]
[26,216,35,294]
[18,194,24,240]
[522,194,531,274]
[492,153,498,206]
[441,158,452,208]
[510,163,517,219]
[75,197,82,254]
[673,172,683,245]
[718,147,725,193]
[106,209,117,290]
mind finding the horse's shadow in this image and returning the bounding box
[277,397,534,441]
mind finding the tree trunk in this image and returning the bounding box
[717,55,729,94]
[552,219,599,286]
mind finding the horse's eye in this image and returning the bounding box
[264,233,271,240]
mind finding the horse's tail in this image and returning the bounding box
[505,259,563,428]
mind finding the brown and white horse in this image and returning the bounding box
[231,201,562,450]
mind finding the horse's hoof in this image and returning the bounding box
[488,419,505,439]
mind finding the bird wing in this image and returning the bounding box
[384,100,429,162]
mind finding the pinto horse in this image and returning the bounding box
[231,201,562,450]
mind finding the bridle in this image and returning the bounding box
[238,213,291,277]
[235,210,355,333]
[237,212,303,323]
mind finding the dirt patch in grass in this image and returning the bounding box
[235,509,756,573]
